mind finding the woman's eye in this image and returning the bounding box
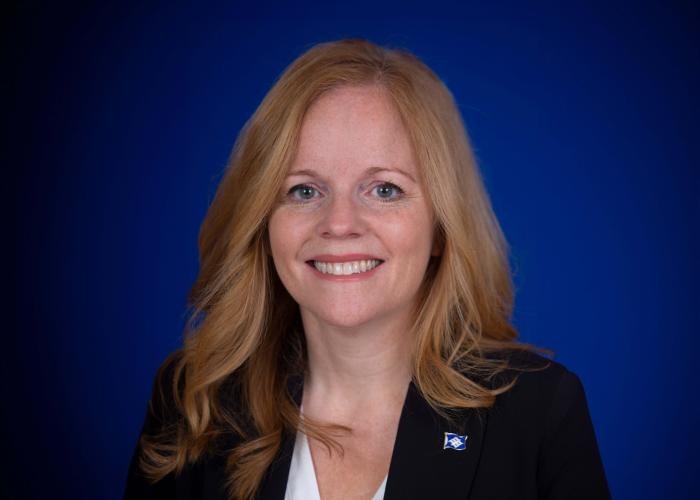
[287,184,320,201]
[371,182,404,201]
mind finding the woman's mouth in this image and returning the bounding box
[306,259,384,276]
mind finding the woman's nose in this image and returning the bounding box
[316,193,365,239]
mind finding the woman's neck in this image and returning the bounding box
[300,310,414,418]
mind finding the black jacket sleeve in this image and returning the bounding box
[537,369,611,500]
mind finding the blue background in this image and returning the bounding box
[6,1,698,499]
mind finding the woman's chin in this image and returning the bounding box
[299,305,388,331]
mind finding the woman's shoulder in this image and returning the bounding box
[483,347,592,428]
[475,348,611,498]
[146,350,251,436]
[484,346,568,384]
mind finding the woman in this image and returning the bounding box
[125,39,610,500]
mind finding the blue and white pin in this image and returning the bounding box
[443,432,468,451]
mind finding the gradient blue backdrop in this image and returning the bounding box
[6,1,698,499]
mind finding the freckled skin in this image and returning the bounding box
[268,85,437,330]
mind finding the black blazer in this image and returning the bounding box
[124,350,611,499]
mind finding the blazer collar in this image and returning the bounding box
[258,375,489,499]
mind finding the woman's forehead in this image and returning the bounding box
[291,85,418,177]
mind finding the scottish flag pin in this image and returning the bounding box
[443,432,468,451]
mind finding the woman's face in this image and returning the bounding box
[268,85,437,330]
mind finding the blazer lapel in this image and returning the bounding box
[257,430,297,500]
[383,382,488,500]
[257,375,304,499]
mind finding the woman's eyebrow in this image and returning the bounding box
[287,166,416,183]
[364,166,416,183]
[286,168,320,178]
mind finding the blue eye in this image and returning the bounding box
[288,184,319,201]
[372,182,404,201]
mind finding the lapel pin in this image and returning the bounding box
[443,432,468,451]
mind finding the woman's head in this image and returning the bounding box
[193,39,515,355]
[146,39,538,500]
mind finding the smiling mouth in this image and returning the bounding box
[306,259,384,276]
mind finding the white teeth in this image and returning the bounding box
[313,259,382,276]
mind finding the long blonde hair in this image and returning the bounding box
[138,38,551,500]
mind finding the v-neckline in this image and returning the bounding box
[261,375,489,500]
[284,406,388,500]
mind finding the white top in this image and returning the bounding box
[284,424,387,500]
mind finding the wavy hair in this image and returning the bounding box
[137,38,551,500]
